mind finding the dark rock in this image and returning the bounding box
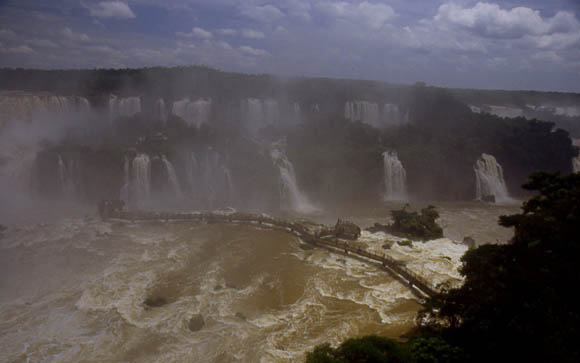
[299,243,314,250]
[144,296,168,308]
[188,314,205,332]
[463,236,476,249]
[367,223,389,233]
[320,219,361,240]
[397,240,413,248]
[482,194,496,203]
[235,312,247,321]
[382,240,394,249]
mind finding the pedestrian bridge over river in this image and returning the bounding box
[104,208,439,300]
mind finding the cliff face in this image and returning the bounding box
[0,67,577,207]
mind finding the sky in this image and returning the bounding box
[0,0,579,92]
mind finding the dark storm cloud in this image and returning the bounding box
[0,0,579,91]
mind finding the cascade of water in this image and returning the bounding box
[119,155,131,204]
[109,95,141,120]
[0,93,91,126]
[171,98,211,127]
[161,155,182,196]
[292,102,301,124]
[243,98,264,132]
[184,150,234,207]
[572,139,580,173]
[131,154,151,206]
[474,153,510,202]
[345,101,380,127]
[242,98,279,132]
[56,154,80,199]
[382,151,408,201]
[154,98,166,122]
[185,152,199,195]
[383,103,408,126]
[270,147,317,213]
[264,99,280,125]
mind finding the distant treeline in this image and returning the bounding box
[2,66,577,202]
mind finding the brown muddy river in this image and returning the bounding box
[0,201,518,362]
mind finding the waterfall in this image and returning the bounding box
[383,103,408,127]
[270,147,317,213]
[109,95,141,120]
[474,153,510,202]
[154,98,166,122]
[572,139,580,173]
[120,155,131,205]
[131,154,151,206]
[264,99,279,125]
[171,98,211,127]
[57,154,80,199]
[161,155,182,196]
[185,150,234,207]
[345,101,380,127]
[0,93,91,126]
[242,98,279,132]
[382,151,407,201]
[185,152,199,196]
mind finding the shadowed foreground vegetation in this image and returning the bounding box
[307,171,580,362]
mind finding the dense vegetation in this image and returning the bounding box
[388,205,443,241]
[307,172,580,362]
[1,67,576,203]
[383,84,576,199]
[420,171,580,362]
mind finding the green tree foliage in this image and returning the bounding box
[306,336,412,363]
[305,335,463,363]
[423,172,580,362]
[389,205,444,241]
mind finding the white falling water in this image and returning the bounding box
[171,98,212,127]
[161,155,182,197]
[270,147,317,213]
[383,103,409,127]
[57,154,80,199]
[345,101,380,127]
[264,99,280,125]
[154,98,167,122]
[120,155,131,205]
[382,151,407,201]
[109,95,141,120]
[242,99,279,132]
[474,153,510,202]
[572,139,580,173]
[185,150,234,207]
[0,93,91,127]
[131,154,151,207]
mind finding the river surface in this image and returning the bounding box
[0,201,518,362]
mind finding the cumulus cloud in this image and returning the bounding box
[217,28,237,35]
[176,27,213,39]
[88,1,136,19]
[241,4,285,23]
[27,38,58,48]
[239,45,269,57]
[61,27,90,42]
[0,29,16,40]
[434,2,580,41]
[2,45,35,54]
[316,1,395,30]
[242,29,266,39]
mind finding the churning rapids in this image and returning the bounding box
[0,201,517,362]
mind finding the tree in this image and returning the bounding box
[424,172,580,362]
